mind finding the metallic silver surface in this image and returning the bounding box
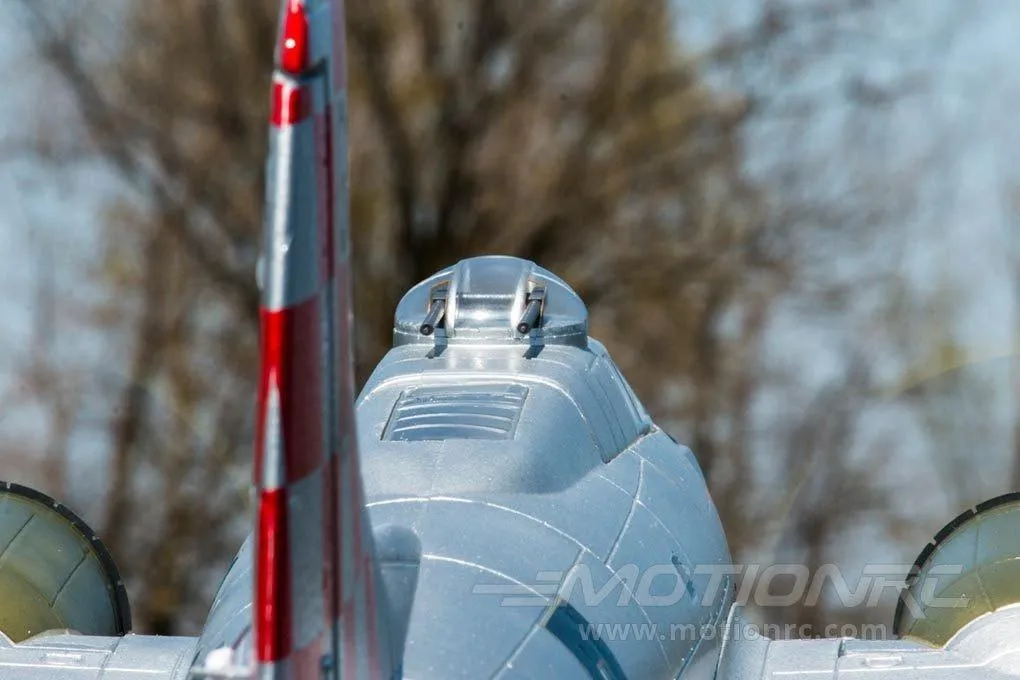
[718,606,1020,678]
[195,257,734,678]
[188,256,1020,679]
[0,632,196,679]
[2,256,1020,679]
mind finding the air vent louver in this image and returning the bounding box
[383,383,529,441]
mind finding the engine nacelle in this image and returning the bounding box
[894,492,1020,646]
[0,482,130,642]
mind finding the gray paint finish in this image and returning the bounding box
[1,257,1018,679]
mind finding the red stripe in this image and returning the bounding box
[257,297,325,484]
[342,598,356,679]
[271,81,312,127]
[256,488,292,662]
[323,452,340,622]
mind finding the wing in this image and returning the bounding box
[0,632,198,679]
[0,483,199,678]
[717,607,1020,679]
[719,495,1020,679]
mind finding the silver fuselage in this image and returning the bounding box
[199,335,734,679]
[2,258,1019,680]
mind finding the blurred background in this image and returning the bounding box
[0,0,1018,638]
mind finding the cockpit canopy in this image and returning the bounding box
[393,256,588,347]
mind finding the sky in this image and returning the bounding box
[0,7,123,510]
[677,1,1020,531]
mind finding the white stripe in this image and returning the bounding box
[257,658,290,680]
[264,78,322,311]
[261,379,286,491]
[288,469,327,652]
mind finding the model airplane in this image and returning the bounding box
[0,0,1018,678]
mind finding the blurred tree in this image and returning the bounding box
[11,0,918,635]
[0,239,81,496]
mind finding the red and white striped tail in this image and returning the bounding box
[254,2,397,678]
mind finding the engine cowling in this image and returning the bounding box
[0,482,130,642]
[894,492,1020,646]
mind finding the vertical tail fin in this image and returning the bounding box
[254,2,397,678]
